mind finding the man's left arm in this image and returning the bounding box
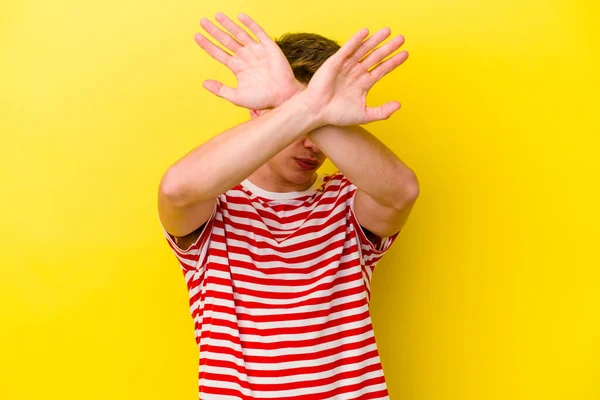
[307,124,419,238]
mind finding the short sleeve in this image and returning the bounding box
[348,189,401,257]
[158,199,218,275]
[334,171,401,301]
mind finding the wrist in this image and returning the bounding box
[274,79,306,108]
[284,89,326,131]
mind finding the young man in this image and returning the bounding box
[158,12,419,400]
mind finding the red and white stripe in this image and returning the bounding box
[160,171,400,400]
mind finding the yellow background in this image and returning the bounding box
[1,0,598,399]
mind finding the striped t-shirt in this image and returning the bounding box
[161,170,401,399]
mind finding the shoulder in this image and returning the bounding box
[322,170,354,192]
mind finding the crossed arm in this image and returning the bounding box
[275,82,419,238]
[306,124,419,238]
[159,13,418,241]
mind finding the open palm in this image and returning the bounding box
[194,13,301,110]
[305,27,409,126]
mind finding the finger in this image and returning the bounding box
[364,101,401,123]
[361,35,405,69]
[352,27,391,61]
[203,79,236,103]
[334,28,370,61]
[237,13,271,43]
[194,33,232,66]
[368,51,409,85]
[200,17,243,54]
[215,12,256,46]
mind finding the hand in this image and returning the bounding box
[303,27,409,126]
[194,12,302,110]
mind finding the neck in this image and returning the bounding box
[247,166,317,193]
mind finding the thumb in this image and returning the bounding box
[364,101,401,123]
[203,79,235,103]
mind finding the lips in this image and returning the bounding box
[295,158,318,170]
[296,158,318,165]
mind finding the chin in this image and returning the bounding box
[288,169,314,184]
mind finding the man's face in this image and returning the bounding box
[250,109,327,184]
[270,134,327,184]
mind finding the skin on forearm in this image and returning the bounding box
[161,91,324,206]
[279,83,417,208]
[307,124,418,209]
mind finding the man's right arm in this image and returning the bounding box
[158,90,322,238]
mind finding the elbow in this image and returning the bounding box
[407,172,420,199]
[159,168,189,208]
[395,171,420,209]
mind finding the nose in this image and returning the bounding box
[303,137,321,153]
